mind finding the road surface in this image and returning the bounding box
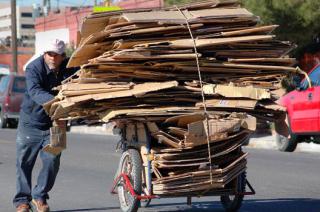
[1,128,320,211]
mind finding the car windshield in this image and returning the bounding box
[12,77,26,93]
[300,65,320,90]
[0,75,10,93]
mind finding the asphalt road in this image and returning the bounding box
[1,128,320,212]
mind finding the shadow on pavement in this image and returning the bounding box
[242,198,320,212]
[144,198,320,211]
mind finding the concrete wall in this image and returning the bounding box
[0,7,12,38]
[0,6,34,40]
[0,47,33,75]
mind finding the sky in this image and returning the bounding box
[0,0,102,7]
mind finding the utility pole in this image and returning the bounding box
[94,0,97,6]
[48,0,51,13]
[43,0,51,15]
[57,0,60,11]
[11,0,18,74]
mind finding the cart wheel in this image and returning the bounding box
[220,172,246,212]
[0,110,7,128]
[117,149,142,212]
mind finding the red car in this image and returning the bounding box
[276,64,320,152]
[0,74,26,128]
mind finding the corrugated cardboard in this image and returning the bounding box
[203,83,270,100]
[196,99,257,109]
[43,121,67,155]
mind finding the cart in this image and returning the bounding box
[111,120,255,212]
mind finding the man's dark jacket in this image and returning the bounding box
[20,56,77,130]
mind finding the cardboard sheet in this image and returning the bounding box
[203,83,271,100]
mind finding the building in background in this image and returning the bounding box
[26,0,164,70]
[0,45,33,75]
[0,4,35,47]
[34,0,164,56]
[113,0,164,9]
[34,7,92,55]
[0,4,35,74]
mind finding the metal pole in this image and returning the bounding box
[145,126,152,196]
[11,0,18,74]
[94,0,97,6]
[48,0,51,13]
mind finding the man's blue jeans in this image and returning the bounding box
[13,122,61,207]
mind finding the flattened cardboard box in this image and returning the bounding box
[203,84,271,100]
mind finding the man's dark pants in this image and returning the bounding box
[13,121,61,207]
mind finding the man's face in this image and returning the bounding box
[44,51,64,70]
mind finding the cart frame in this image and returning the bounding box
[110,125,255,212]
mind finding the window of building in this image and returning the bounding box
[21,24,34,29]
[21,12,33,18]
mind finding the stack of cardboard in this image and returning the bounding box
[123,111,255,195]
[44,0,293,123]
[44,0,296,195]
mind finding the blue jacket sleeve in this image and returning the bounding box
[25,64,55,106]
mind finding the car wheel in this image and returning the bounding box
[7,119,18,128]
[274,114,298,152]
[0,110,7,128]
[275,132,298,152]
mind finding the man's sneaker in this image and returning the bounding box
[16,203,30,212]
[32,199,50,212]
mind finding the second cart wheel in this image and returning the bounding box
[220,172,246,212]
[117,149,142,212]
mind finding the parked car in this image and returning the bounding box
[0,74,26,128]
[275,64,320,152]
